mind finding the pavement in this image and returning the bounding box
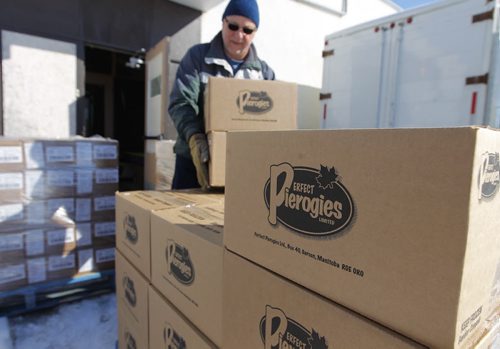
[0,292,117,349]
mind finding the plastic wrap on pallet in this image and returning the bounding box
[77,243,115,275]
[0,136,118,294]
[0,221,77,263]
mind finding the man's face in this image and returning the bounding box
[222,15,257,61]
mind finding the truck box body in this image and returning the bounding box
[321,0,500,129]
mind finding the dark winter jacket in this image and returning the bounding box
[168,31,275,158]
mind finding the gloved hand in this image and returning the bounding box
[188,133,210,191]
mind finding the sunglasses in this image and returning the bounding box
[224,19,256,35]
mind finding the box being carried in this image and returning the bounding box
[224,127,500,349]
[204,77,298,132]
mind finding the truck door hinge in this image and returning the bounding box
[322,50,334,58]
[472,9,494,23]
[319,93,332,100]
[466,73,489,85]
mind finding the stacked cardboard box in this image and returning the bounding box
[204,77,299,187]
[144,139,176,190]
[223,127,500,348]
[0,137,118,292]
[115,190,223,348]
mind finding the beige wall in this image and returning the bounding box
[1,30,77,137]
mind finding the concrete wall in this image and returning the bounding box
[200,0,399,88]
[2,30,77,137]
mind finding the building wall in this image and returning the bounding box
[200,0,399,88]
[2,31,77,137]
[0,0,202,136]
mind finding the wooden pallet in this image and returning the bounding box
[0,270,115,317]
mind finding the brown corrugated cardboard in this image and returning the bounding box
[297,84,321,129]
[0,139,24,172]
[118,307,144,349]
[0,262,26,291]
[77,245,115,274]
[207,131,226,188]
[75,167,118,197]
[224,249,426,349]
[46,252,76,280]
[204,76,298,132]
[224,127,500,349]
[78,139,118,168]
[144,139,176,190]
[0,232,24,264]
[469,316,499,349]
[115,250,149,349]
[0,171,23,204]
[150,201,224,347]
[115,190,222,280]
[148,285,217,349]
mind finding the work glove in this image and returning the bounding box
[188,133,210,191]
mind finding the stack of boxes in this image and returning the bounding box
[115,190,224,348]
[223,127,500,348]
[116,76,499,348]
[204,77,299,187]
[0,137,118,292]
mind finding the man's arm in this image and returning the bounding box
[168,47,205,144]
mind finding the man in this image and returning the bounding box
[168,0,275,190]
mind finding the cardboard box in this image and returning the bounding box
[0,139,24,172]
[77,245,115,274]
[75,168,119,196]
[0,231,25,261]
[150,201,224,346]
[297,84,321,130]
[204,76,297,132]
[43,252,76,281]
[115,190,222,280]
[41,140,76,168]
[115,250,149,349]
[0,262,26,291]
[24,169,75,199]
[223,249,426,349]
[470,316,499,349]
[0,203,24,228]
[224,127,500,349]
[44,224,76,254]
[25,254,76,285]
[76,139,118,168]
[149,285,217,349]
[207,131,226,188]
[206,85,318,188]
[144,139,176,190]
[0,171,24,203]
[0,221,76,260]
[22,138,118,170]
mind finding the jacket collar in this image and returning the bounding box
[204,31,262,74]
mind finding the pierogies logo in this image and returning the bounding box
[165,239,195,285]
[122,275,136,307]
[123,214,138,244]
[260,306,328,349]
[478,152,500,199]
[264,163,354,236]
[164,322,186,349]
[237,90,273,114]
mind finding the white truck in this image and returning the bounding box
[320,0,500,129]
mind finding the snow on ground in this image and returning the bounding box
[0,292,117,349]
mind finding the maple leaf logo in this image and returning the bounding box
[308,329,328,349]
[316,165,338,190]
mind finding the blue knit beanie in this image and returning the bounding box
[222,0,260,28]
